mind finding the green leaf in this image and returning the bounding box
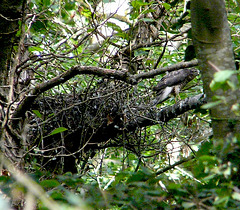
[49,127,68,136]
[43,0,50,7]
[29,46,44,52]
[49,190,64,200]
[232,192,240,201]
[106,22,122,32]
[213,70,236,83]
[182,202,195,208]
[226,80,236,90]
[127,172,146,183]
[81,8,92,18]
[87,28,95,33]
[142,9,156,14]
[31,19,47,32]
[32,110,42,119]
[201,100,222,109]
[131,0,150,8]
[163,3,171,10]
[210,70,237,91]
[142,18,154,22]
[40,179,60,188]
[199,155,218,162]
[115,32,129,39]
[103,0,115,3]
[214,196,229,205]
[202,174,216,182]
[197,141,213,156]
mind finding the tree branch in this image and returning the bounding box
[127,94,206,131]
[13,66,130,118]
[13,61,199,119]
[133,60,198,81]
[155,155,195,176]
[87,94,206,147]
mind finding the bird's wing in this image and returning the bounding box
[152,86,174,105]
[157,86,174,101]
[153,69,188,91]
[152,69,199,105]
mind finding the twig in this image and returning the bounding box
[153,34,168,69]
[155,155,195,176]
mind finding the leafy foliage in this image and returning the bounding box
[0,0,240,209]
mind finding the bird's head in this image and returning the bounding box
[188,68,199,79]
[191,68,199,75]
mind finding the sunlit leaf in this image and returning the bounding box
[81,8,92,18]
[182,202,195,208]
[49,127,68,136]
[201,100,222,109]
[142,18,154,22]
[214,196,229,205]
[232,192,240,201]
[163,3,171,10]
[213,70,236,82]
[32,110,42,119]
[103,0,116,3]
[29,46,44,52]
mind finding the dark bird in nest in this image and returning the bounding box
[152,68,199,105]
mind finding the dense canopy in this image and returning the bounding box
[0,0,240,209]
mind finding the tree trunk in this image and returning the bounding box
[191,0,240,139]
[0,0,26,164]
[0,0,25,100]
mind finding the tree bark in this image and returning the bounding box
[0,0,25,100]
[0,0,26,165]
[191,0,240,139]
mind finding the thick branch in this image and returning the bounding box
[62,94,206,156]
[13,61,199,119]
[127,94,206,131]
[133,60,198,81]
[13,66,130,118]
[35,60,199,95]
